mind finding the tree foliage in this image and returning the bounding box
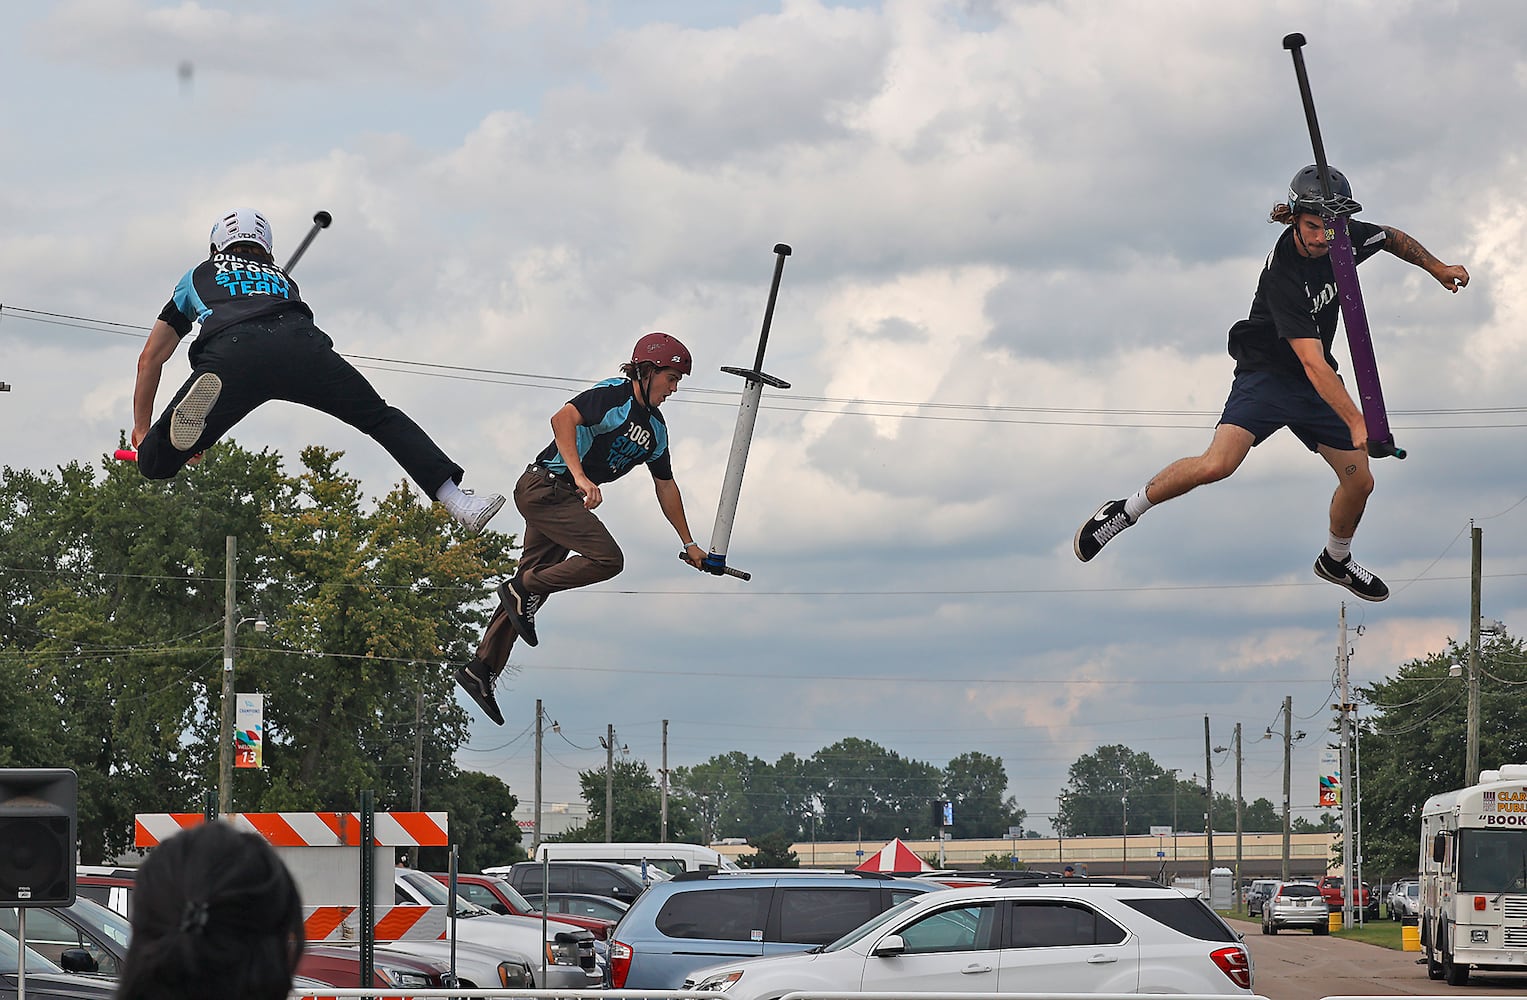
[0,442,518,861]
[1358,631,1527,879]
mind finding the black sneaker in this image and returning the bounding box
[455,657,505,725]
[499,575,541,647]
[1074,499,1134,562]
[1314,551,1389,602]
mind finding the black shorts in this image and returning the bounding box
[1220,370,1355,452]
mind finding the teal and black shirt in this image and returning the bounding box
[535,378,673,485]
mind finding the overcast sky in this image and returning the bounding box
[4,0,1525,837]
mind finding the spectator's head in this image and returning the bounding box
[116,821,305,1000]
[1063,864,1076,876]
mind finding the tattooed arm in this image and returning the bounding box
[1381,225,1470,292]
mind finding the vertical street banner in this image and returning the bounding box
[1318,747,1340,807]
[235,693,264,769]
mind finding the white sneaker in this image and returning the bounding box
[169,372,222,451]
[452,491,505,535]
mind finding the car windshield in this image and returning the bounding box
[821,895,924,953]
[487,877,537,913]
[70,896,132,948]
[1458,828,1527,894]
[402,871,491,916]
[0,929,64,975]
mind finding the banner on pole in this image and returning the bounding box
[235,693,264,769]
[1318,747,1340,807]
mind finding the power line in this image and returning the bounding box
[6,303,1527,429]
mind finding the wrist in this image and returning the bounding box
[681,540,696,548]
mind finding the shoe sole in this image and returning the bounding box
[498,580,540,647]
[1313,560,1389,602]
[461,494,506,535]
[169,373,223,451]
[455,664,505,725]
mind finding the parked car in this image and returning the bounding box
[393,868,600,989]
[1261,881,1328,935]
[1388,880,1420,921]
[298,944,457,990]
[0,898,131,976]
[608,870,945,990]
[73,874,135,919]
[491,860,650,906]
[430,872,615,941]
[1316,875,1377,918]
[529,893,630,924]
[0,929,115,1000]
[378,937,536,989]
[684,876,1253,998]
[1245,879,1279,917]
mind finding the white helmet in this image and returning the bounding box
[209,208,274,255]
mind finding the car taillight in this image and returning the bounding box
[609,940,633,988]
[1210,945,1252,989]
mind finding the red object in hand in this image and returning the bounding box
[113,449,138,462]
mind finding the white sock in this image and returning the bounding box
[1326,534,1353,562]
[434,479,467,513]
[1124,487,1154,522]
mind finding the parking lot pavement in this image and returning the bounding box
[1244,926,1527,999]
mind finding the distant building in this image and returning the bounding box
[514,801,590,842]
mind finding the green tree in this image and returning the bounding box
[425,770,523,873]
[1057,745,1164,837]
[1358,630,1527,879]
[671,752,786,840]
[565,758,698,843]
[807,738,942,842]
[0,442,518,860]
[942,751,1025,838]
[737,831,798,868]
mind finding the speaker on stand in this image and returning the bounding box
[0,768,78,1000]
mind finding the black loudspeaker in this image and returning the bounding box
[0,769,77,907]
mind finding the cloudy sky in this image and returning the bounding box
[4,0,1525,837]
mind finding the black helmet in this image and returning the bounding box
[1286,165,1361,217]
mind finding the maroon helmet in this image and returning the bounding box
[631,332,692,375]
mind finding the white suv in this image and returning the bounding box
[685,877,1253,998]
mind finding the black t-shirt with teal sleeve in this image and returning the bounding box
[1227,219,1387,377]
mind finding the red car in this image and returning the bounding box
[429,872,616,940]
[1317,875,1377,917]
[297,944,456,992]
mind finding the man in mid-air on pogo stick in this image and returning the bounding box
[132,208,504,533]
[457,333,708,725]
[1074,167,1468,601]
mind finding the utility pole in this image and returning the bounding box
[218,536,236,815]
[1339,604,1354,929]
[1204,716,1214,875]
[1281,695,1293,881]
[533,699,544,852]
[411,678,424,868]
[605,724,615,843]
[660,719,669,843]
[1467,522,1482,785]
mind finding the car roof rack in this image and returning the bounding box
[671,868,898,882]
[990,875,1170,889]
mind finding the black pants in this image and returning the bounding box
[137,314,463,494]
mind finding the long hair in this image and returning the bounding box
[115,822,305,1000]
